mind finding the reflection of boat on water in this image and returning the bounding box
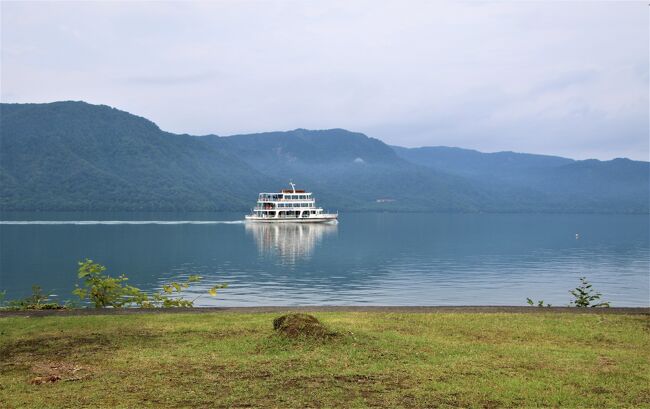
[245,183,338,223]
[245,222,337,263]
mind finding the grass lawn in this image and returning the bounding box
[1,311,648,408]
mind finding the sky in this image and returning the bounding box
[1,1,648,160]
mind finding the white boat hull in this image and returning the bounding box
[245,214,338,223]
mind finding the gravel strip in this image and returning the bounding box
[1,305,647,318]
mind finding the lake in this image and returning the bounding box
[0,212,648,307]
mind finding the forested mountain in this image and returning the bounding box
[393,146,649,213]
[1,101,647,213]
[391,146,573,182]
[0,102,276,211]
[206,130,489,211]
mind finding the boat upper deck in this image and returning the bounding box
[258,192,313,201]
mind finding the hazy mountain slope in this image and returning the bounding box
[537,159,650,213]
[393,146,649,213]
[392,146,573,182]
[218,128,401,165]
[207,130,491,211]
[0,102,274,211]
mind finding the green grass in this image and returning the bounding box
[1,312,648,408]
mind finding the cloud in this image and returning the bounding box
[1,1,647,160]
[121,71,218,86]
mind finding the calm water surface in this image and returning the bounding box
[1,212,648,306]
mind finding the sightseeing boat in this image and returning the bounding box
[245,183,338,223]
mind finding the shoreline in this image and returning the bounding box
[2,305,648,318]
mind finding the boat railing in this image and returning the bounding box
[258,198,313,202]
[254,205,322,210]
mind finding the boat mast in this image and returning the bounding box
[289,181,296,193]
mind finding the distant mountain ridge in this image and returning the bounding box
[216,128,401,165]
[391,145,574,181]
[1,101,648,213]
[392,146,649,213]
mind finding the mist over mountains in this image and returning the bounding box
[1,101,648,213]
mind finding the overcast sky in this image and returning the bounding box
[1,1,648,160]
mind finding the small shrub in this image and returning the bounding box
[2,286,64,311]
[526,277,610,308]
[73,259,226,308]
[569,277,610,308]
[74,259,146,308]
[140,276,227,308]
[526,298,551,307]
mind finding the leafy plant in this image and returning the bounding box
[526,298,551,307]
[2,285,64,310]
[140,276,227,308]
[569,277,610,308]
[73,259,227,308]
[74,259,146,308]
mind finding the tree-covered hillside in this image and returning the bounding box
[1,101,647,213]
[207,130,490,211]
[393,146,649,213]
[0,102,275,211]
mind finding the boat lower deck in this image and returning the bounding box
[245,215,338,223]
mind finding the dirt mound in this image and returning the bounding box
[273,314,335,339]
